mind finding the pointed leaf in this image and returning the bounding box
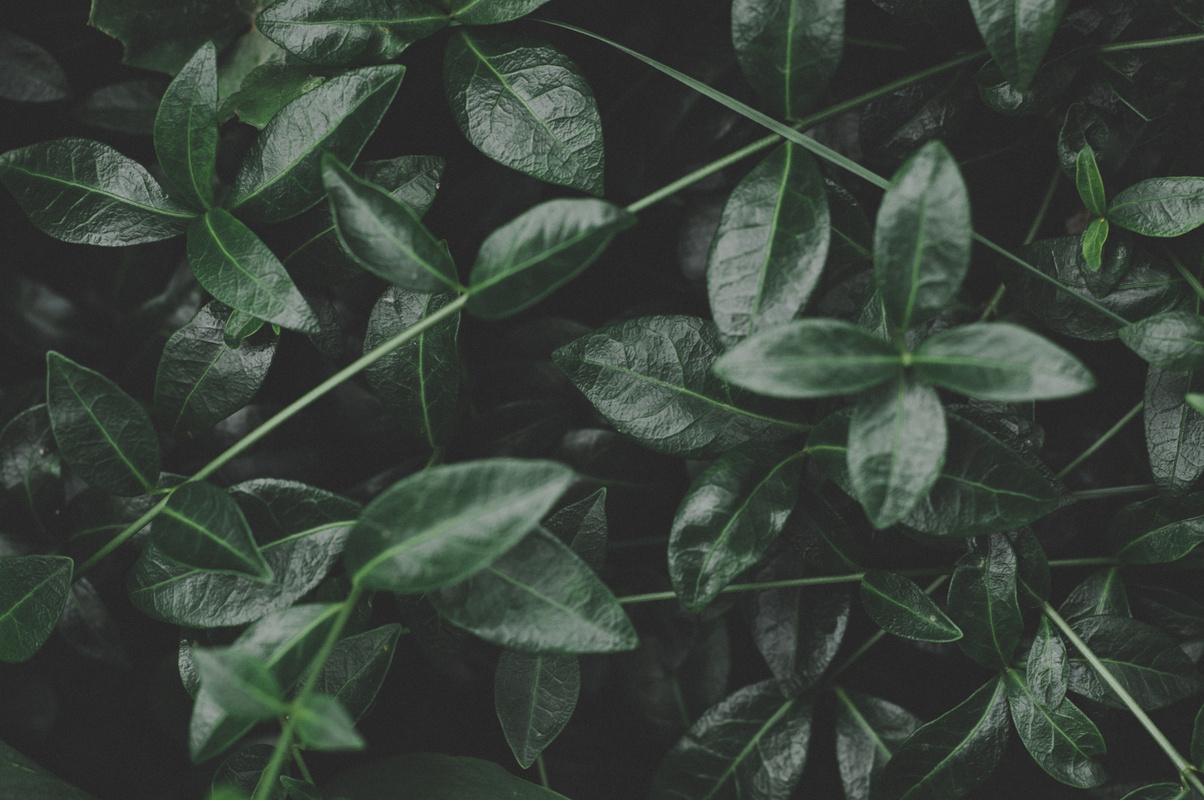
[544,487,607,572]
[154,481,272,580]
[1145,365,1204,495]
[1075,145,1106,217]
[495,649,580,768]
[257,0,448,65]
[154,42,217,210]
[294,694,364,751]
[1111,493,1204,565]
[313,624,403,723]
[1081,217,1108,272]
[1109,177,1204,237]
[947,534,1023,669]
[0,555,72,663]
[1004,668,1106,788]
[1027,615,1069,707]
[0,29,69,102]
[748,582,850,693]
[326,753,571,799]
[193,647,285,720]
[1121,310,1204,372]
[1060,568,1130,621]
[860,570,962,642]
[969,0,1068,90]
[1067,614,1201,710]
[833,688,920,800]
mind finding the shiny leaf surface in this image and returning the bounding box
[449,0,552,24]
[1081,217,1108,273]
[747,573,850,691]
[1111,493,1204,564]
[1060,568,1130,621]
[0,555,72,663]
[153,42,217,210]
[1067,615,1201,710]
[1121,310,1204,371]
[834,688,920,800]
[946,534,1023,669]
[153,481,272,580]
[1109,177,1204,237]
[1145,366,1204,495]
[494,649,580,768]
[257,0,448,65]
[1026,615,1069,707]
[859,570,961,642]
[968,0,1068,90]
[1004,668,1106,788]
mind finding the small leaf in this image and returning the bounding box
[1108,177,1204,237]
[1144,365,1204,496]
[969,0,1069,90]
[154,42,218,210]
[0,29,69,102]
[1067,615,1201,710]
[1081,217,1108,272]
[153,481,272,580]
[0,555,73,663]
[326,752,570,799]
[46,351,160,497]
[1075,145,1106,217]
[1121,310,1204,372]
[217,57,333,130]
[193,647,285,720]
[313,624,404,722]
[444,29,604,195]
[293,694,364,751]
[257,0,448,65]
[946,534,1023,669]
[1111,493,1204,565]
[1003,668,1106,788]
[494,649,580,768]
[859,570,962,642]
[834,688,920,800]
[1026,615,1069,707]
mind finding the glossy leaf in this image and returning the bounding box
[227,64,404,223]
[1108,178,1204,237]
[432,527,637,653]
[468,198,635,319]
[912,322,1096,401]
[1081,217,1108,272]
[1121,310,1204,372]
[217,56,333,130]
[46,351,160,497]
[1003,668,1106,788]
[1059,568,1130,621]
[1067,615,1201,710]
[0,555,72,663]
[1026,615,1069,707]
[544,487,607,572]
[712,317,902,399]
[1010,527,1051,606]
[88,0,246,74]
[706,141,830,342]
[313,624,403,722]
[294,694,364,751]
[848,373,945,528]
[186,209,320,333]
[0,738,101,799]
[0,30,69,103]
[946,534,1023,669]
[154,42,217,210]
[731,0,844,119]
[326,753,571,799]
[0,138,194,245]
[968,0,1068,90]
[344,458,574,593]
[494,649,580,768]
[444,29,603,195]
[193,647,285,720]
[257,0,448,65]
[751,581,849,693]
[1111,493,1204,565]
[449,0,551,24]
[0,404,62,538]
[648,679,813,800]
[229,478,360,544]
[860,570,962,642]
[1144,365,1204,495]
[874,140,971,331]
[1076,146,1106,217]
[553,315,808,458]
[834,688,920,800]
[153,481,272,580]
[669,443,805,613]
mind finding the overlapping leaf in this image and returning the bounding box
[449,0,552,24]
[748,582,850,693]
[968,0,1069,90]
[1060,568,1130,621]
[1027,615,1069,707]
[1067,615,1201,710]
[1121,311,1204,371]
[0,555,73,663]
[1109,178,1204,237]
[153,42,217,210]
[313,624,403,722]
[1110,493,1204,564]
[1004,668,1106,788]
[859,570,961,642]
[494,649,580,768]
[1144,365,1204,495]
[834,688,920,800]
[152,481,272,580]
[257,0,448,65]
[947,534,1023,669]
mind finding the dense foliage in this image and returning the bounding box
[4,1,1204,799]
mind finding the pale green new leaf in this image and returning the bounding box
[1081,217,1108,272]
[1075,146,1106,217]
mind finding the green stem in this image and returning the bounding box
[617,567,951,604]
[291,747,315,785]
[536,755,550,789]
[1056,400,1144,480]
[826,575,949,683]
[76,494,170,577]
[1097,32,1204,53]
[845,37,908,52]
[1046,556,1120,569]
[1070,484,1156,501]
[1165,246,1204,304]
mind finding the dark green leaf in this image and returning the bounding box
[468,198,635,319]
[1131,584,1204,643]
[1026,615,1069,707]
[1109,178,1204,237]
[217,56,333,130]
[947,534,1023,669]
[544,487,607,572]
[848,373,945,528]
[669,443,805,613]
[712,317,902,399]
[326,753,570,799]
[186,210,320,333]
[747,582,850,693]
[860,570,962,642]
[345,458,574,593]
[154,42,217,210]
[444,29,603,195]
[1010,528,1051,606]
[648,680,813,800]
[913,322,1096,401]
[1144,365,1204,495]
[1119,785,1192,800]
[228,478,360,544]
[0,29,69,102]
[1194,703,1204,769]
[0,404,62,539]
[972,55,1077,118]
[1081,217,1108,272]
[706,142,830,342]
[0,738,100,799]
[554,315,808,458]
[1067,615,1201,710]
[227,64,404,223]
[431,527,637,653]
[494,649,580,768]
[257,0,448,65]
[1076,146,1106,217]
[1060,568,1130,621]
[1003,668,1106,788]
[75,79,163,134]
[222,309,265,348]
[1111,493,1204,565]
[313,624,403,722]
[193,647,285,720]
[153,481,272,580]
[0,554,72,663]
[874,140,971,331]
[968,0,1068,90]
[449,0,552,24]
[294,694,364,751]
[1122,311,1204,372]
[58,577,130,667]
[46,351,160,497]
[88,0,247,74]
[279,776,319,800]
[833,688,920,800]
[878,676,1010,800]
[731,0,844,119]
[0,138,194,245]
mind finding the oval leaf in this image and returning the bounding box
[1067,615,1201,710]
[969,0,1068,90]
[860,570,962,642]
[154,41,218,210]
[494,649,580,768]
[1144,365,1204,496]
[0,554,73,663]
[0,29,69,102]
[313,624,404,723]
[1027,615,1069,707]
[834,688,921,800]
[748,570,852,691]
[1121,310,1204,372]
[153,481,273,580]
[1109,177,1204,237]
[1075,145,1106,217]
[947,534,1023,669]
[1004,668,1106,788]
[257,0,448,65]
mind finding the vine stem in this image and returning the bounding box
[1055,400,1144,480]
[1097,32,1204,53]
[1164,245,1204,304]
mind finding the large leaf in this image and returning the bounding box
[449,0,553,24]
[1004,668,1106,788]
[46,351,160,497]
[669,443,805,613]
[153,42,217,210]
[153,482,271,581]
[1121,311,1204,371]
[0,555,72,663]
[1110,493,1204,565]
[186,209,320,333]
[553,315,808,458]
[747,566,851,690]
[1067,615,1201,710]
[431,527,637,653]
[467,198,635,319]
[193,646,285,720]
[947,534,1023,669]
[257,0,448,65]
[1144,365,1204,496]
[0,404,62,539]
[494,649,580,768]
[88,0,247,74]
[313,624,404,722]
[227,64,404,223]
[326,753,571,799]
[444,29,604,195]
[0,738,100,799]
[344,458,574,593]
[1109,178,1204,237]
[873,140,971,332]
[1060,568,1130,621]
[0,138,194,245]
[0,30,69,103]
[731,0,844,119]
[648,679,813,800]
[859,570,962,643]
[968,0,1068,90]
[706,141,830,342]
[833,688,921,800]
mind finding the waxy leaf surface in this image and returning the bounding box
[1060,568,1130,621]
[947,534,1023,669]
[1027,615,1069,707]
[1121,310,1204,371]
[313,624,404,722]
[1067,615,1201,710]
[257,0,448,65]
[154,42,217,210]
[1004,668,1105,787]
[494,649,580,768]
[748,575,851,691]
[1108,178,1204,237]
[969,0,1068,90]
[449,0,552,24]
[153,481,271,580]
[834,689,919,800]
[0,555,72,663]
[859,570,961,642]
[1111,493,1204,564]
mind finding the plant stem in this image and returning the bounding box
[1046,556,1120,569]
[845,37,908,52]
[1165,246,1204,304]
[76,494,170,577]
[1055,400,1144,480]
[291,747,315,784]
[536,755,550,790]
[1097,32,1204,53]
[616,567,951,604]
[1070,484,1156,501]
[1024,166,1063,247]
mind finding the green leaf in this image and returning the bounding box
[494,649,580,768]
[912,322,1096,401]
[669,443,805,613]
[859,570,962,642]
[1026,615,1069,707]
[363,288,461,448]
[0,138,194,245]
[1010,528,1051,606]
[833,688,920,800]
[326,753,571,799]
[0,29,69,103]
[431,527,638,653]
[1067,614,1202,710]
[193,647,285,720]
[1145,365,1204,496]
[227,64,404,223]
[750,581,850,692]
[187,210,320,333]
[1119,786,1193,800]
[0,555,73,663]
[1003,668,1106,788]
[444,29,604,196]
[731,0,844,119]
[229,478,361,543]
[345,458,574,593]
[313,624,404,722]
[648,680,813,800]
[449,0,553,24]
[218,57,333,130]
[544,488,608,572]
[293,694,364,751]
[1108,177,1204,237]
[153,481,272,580]
[1075,146,1106,217]
[878,676,1009,800]
[706,141,830,342]
[1121,310,1204,372]
[873,140,971,332]
[1111,493,1204,565]
[154,42,217,210]
[467,198,635,319]
[1081,217,1108,272]
[88,0,246,75]
[712,317,902,399]
[848,372,946,528]
[257,0,448,65]
[554,315,808,458]
[0,404,62,539]
[946,534,1023,669]
[968,0,1068,90]
[154,302,277,438]
[321,154,460,292]
[0,738,100,799]
[46,351,160,497]
[1060,568,1130,621]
